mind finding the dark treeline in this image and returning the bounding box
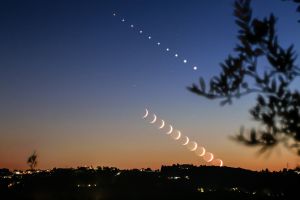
[0,164,300,200]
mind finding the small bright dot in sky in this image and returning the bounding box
[113,13,198,72]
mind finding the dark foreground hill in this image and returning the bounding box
[1,164,299,200]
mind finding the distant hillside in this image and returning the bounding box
[1,164,299,200]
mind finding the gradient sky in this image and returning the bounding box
[1,0,300,171]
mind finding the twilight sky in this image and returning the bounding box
[0,0,300,171]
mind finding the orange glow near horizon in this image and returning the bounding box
[1,134,299,172]
[1,113,300,172]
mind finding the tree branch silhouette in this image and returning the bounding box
[188,0,300,156]
[27,151,38,170]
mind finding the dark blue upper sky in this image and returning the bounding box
[0,0,299,170]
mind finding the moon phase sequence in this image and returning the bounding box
[112,12,198,71]
[142,108,223,167]
[159,120,165,129]
[195,146,206,157]
[143,109,149,119]
[203,152,214,163]
[166,125,173,135]
[174,130,181,140]
[150,114,157,124]
[187,141,198,151]
[181,136,189,145]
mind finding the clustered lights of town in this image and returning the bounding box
[1,165,300,199]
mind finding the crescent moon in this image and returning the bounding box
[150,114,157,124]
[195,146,206,157]
[143,109,149,119]
[159,120,165,129]
[219,159,223,167]
[166,125,173,134]
[182,136,189,145]
[205,152,214,162]
[174,130,181,140]
[189,141,198,151]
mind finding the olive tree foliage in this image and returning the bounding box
[27,151,38,170]
[188,0,300,155]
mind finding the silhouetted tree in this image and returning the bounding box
[189,0,300,156]
[27,151,38,170]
